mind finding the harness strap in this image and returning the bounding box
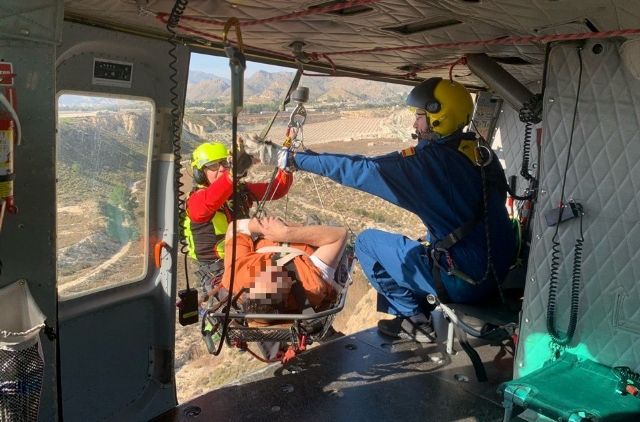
[256,245,307,266]
[430,207,484,302]
[431,262,452,304]
[429,132,508,297]
[257,244,342,292]
[434,214,482,251]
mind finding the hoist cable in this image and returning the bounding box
[254,109,306,218]
[211,19,246,356]
[259,68,303,141]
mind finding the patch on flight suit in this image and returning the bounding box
[457,139,479,165]
[400,146,416,158]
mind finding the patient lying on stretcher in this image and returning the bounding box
[220,217,348,322]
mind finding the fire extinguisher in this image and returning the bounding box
[0,61,20,230]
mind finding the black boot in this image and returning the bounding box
[377,313,436,343]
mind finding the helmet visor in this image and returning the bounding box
[408,106,427,115]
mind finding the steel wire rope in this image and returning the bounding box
[249,69,303,219]
[207,17,248,356]
[308,172,355,235]
[253,113,306,219]
[546,46,585,348]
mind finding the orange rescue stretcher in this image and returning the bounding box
[201,244,356,363]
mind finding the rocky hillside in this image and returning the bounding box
[187,70,412,106]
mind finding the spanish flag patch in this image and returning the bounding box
[401,147,416,158]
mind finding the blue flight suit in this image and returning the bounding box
[293,131,516,317]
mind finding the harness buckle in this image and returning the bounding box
[430,246,479,286]
[430,247,455,273]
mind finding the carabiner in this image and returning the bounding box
[474,144,493,167]
[288,103,307,128]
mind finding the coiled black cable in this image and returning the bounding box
[546,46,584,347]
[166,0,191,288]
[547,203,584,346]
[520,121,535,182]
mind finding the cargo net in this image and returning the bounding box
[227,326,296,343]
[0,342,44,422]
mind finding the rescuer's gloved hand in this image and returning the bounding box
[243,134,295,171]
[276,148,295,172]
[233,136,255,178]
[234,151,253,178]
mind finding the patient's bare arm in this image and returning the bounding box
[252,217,347,268]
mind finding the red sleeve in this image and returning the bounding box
[245,169,293,201]
[186,173,233,223]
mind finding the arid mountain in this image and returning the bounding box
[187,70,411,105]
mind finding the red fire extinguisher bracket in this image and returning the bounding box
[0,61,18,229]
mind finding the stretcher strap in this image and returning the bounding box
[256,245,307,266]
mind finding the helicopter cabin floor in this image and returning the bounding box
[156,328,520,422]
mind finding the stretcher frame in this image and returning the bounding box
[201,246,356,357]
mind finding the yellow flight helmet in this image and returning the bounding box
[406,77,474,137]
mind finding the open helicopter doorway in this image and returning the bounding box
[173,52,430,402]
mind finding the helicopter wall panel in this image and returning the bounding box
[491,101,541,194]
[516,39,640,379]
[0,0,61,44]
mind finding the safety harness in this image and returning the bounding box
[428,132,509,304]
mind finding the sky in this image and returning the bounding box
[190,52,294,78]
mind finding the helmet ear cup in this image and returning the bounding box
[193,167,207,185]
[425,100,441,114]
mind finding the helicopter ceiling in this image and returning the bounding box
[63,0,640,87]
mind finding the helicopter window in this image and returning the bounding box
[56,93,153,298]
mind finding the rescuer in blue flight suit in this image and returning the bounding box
[245,77,516,343]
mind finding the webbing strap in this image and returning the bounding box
[431,260,451,304]
[430,209,483,300]
[434,215,482,251]
[259,69,302,140]
[453,323,488,382]
[256,245,308,266]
